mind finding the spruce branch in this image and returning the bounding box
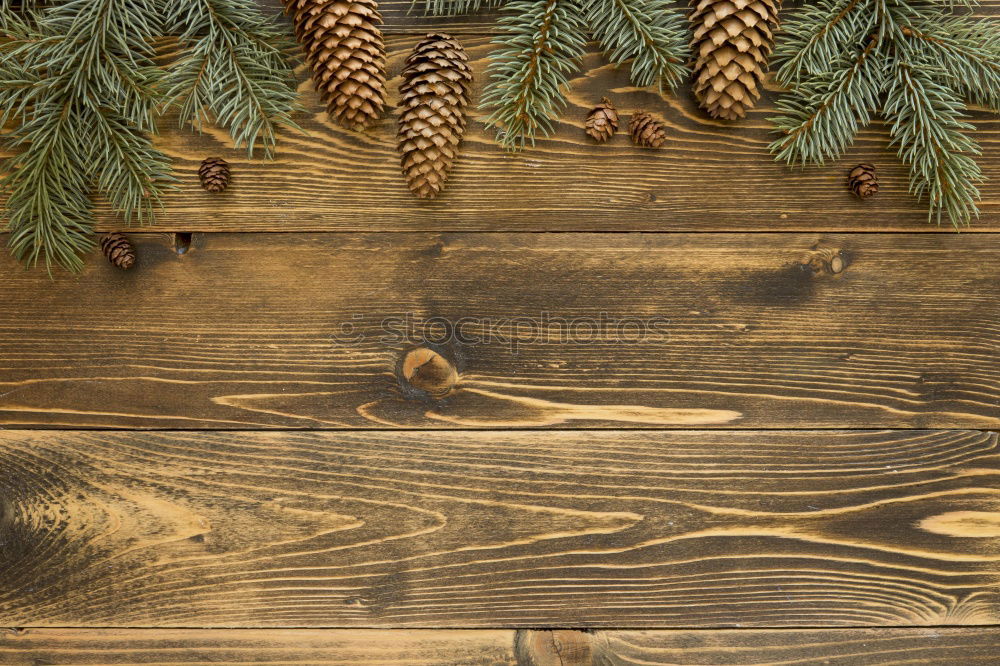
[0,0,171,271]
[1,0,302,270]
[584,0,689,90]
[770,0,998,226]
[481,0,588,150]
[419,0,505,16]
[886,59,982,224]
[162,0,302,158]
[427,0,689,148]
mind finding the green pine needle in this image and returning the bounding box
[584,0,689,91]
[0,0,302,271]
[481,0,589,150]
[429,0,689,150]
[770,0,998,227]
[162,0,304,159]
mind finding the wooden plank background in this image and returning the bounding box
[1,429,997,627]
[86,3,1000,232]
[4,627,1000,665]
[1,232,997,429]
[4,1,1000,661]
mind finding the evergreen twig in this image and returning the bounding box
[770,0,998,226]
[0,0,302,271]
[480,0,589,150]
[424,0,689,150]
[162,0,303,158]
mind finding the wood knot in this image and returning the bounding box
[400,347,458,397]
[803,247,847,275]
[514,630,592,666]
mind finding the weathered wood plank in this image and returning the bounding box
[4,628,999,665]
[1,232,997,429]
[0,628,517,664]
[133,31,1000,233]
[591,628,1000,664]
[1,429,998,627]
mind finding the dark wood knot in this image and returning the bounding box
[400,347,458,397]
[803,247,847,274]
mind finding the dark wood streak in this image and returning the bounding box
[0,429,998,627]
[0,232,997,429]
[78,0,1000,233]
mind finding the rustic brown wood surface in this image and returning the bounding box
[6,627,999,665]
[1,429,998,627]
[85,4,1000,232]
[1,232,997,429]
[0,628,517,664]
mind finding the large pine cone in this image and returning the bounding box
[101,233,135,270]
[284,0,387,130]
[848,163,879,198]
[397,33,473,199]
[199,157,230,193]
[690,0,781,120]
[629,112,668,148]
[585,97,619,142]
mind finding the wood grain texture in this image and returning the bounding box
[0,628,516,664]
[1,429,998,627]
[84,2,1000,233]
[590,628,1000,665]
[4,628,1000,665]
[1,232,998,429]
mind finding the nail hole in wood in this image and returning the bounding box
[400,347,458,398]
[174,232,193,255]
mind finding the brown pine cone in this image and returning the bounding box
[397,33,473,199]
[100,233,136,270]
[284,0,387,131]
[690,0,781,121]
[629,112,668,148]
[848,164,879,198]
[198,157,230,193]
[585,97,619,142]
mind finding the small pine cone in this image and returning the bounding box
[629,112,668,148]
[284,0,387,130]
[199,157,230,193]
[101,233,135,270]
[848,164,879,198]
[690,0,781,121]
[397,33,473,199]
[585,97,619,142]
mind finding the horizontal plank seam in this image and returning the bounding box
[6,624,1000,631]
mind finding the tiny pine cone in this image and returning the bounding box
[585,97,619,142]
[848,164,879,198]
[199,157,231,193]
[101,232,136,270]
[629,111,667,148]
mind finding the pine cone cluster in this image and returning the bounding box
[585,97,619,142]
[101,233,135,270]
[690,0,781,120]
[199,157,230,193]
[397,33,473,199]
[630,112,667,148]
[284,0,387,130]
[848,164,879,198]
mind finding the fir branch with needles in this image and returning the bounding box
[0,0,301,272]
[480,0,589,150]
[421,0,690,150]
[162,0,303,158]
[770,0,1000,226]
